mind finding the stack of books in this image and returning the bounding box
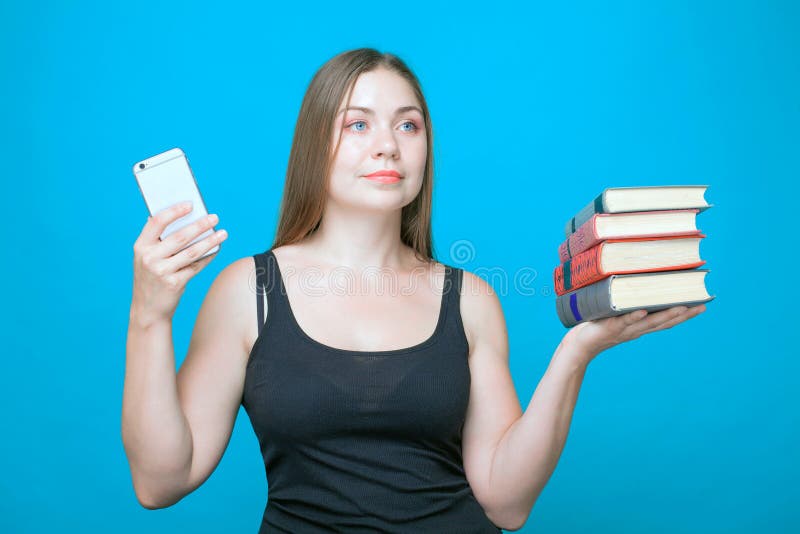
[554,185,715,327]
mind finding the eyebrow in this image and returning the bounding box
[337,106,424,117]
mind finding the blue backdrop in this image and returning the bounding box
[1,1,797,532]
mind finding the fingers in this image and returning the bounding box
[163,226,228,273]
[138,202,193,245]
[133,200,227,278]
[155,212,220,259]
[620,309,648,326]
[639,304,706,335]
[635,306,689,330]
[171,249,218,286]
[622,305,706,339]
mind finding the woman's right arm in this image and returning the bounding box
[121,202,238,509]
[123,310,192,509]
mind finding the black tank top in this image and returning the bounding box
[241,250,503,533]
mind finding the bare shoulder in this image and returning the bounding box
[458,269,508,354]
[209,255,258,304]
[216,254,259,289]
[201,255,260,357]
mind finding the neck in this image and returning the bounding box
[303,202,411,270]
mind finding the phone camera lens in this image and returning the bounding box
[139,163,145,169]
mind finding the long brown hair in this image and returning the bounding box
[271,48,436,262]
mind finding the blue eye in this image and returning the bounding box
[348,121,367,132]
[346,120,419,133]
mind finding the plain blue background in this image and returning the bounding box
[1,1,797,532]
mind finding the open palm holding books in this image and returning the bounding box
[554,185,714,329]
[560,302,707,364]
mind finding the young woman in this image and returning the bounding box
[122,49,705,532]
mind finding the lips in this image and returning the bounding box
[364,170,402,178]
[363,169,403,184]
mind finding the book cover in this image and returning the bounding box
[554,235,706,295]
[555,270,714,328]
[557,209,702,262]
[563,185,710,238]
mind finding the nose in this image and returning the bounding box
[371,127,399,160]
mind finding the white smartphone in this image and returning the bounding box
[133,147,220,260]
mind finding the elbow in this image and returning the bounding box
[499,516,530,532]
[133,483,184,510]
[485,500,533,532]
[138,498,165,511]
[135,490,182,510]
[125,453,192,510]
[486,508,530,532]
[504,514,530,531]
[135,491,167,510]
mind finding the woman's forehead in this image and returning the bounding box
[342,69,420,112]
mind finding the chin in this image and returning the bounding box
[360,198,413,212]
[332,193,416,213]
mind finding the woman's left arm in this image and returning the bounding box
[459,272,706,530]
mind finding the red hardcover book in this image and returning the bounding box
[554,234,706,296]
[557,209,702,262]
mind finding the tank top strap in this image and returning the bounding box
[440,263,469,350]
[253,252,268,336]
[253,249,294,336]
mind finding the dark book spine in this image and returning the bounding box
[555,277,614,327]
[554,243,604,295]
[564,193,604,238]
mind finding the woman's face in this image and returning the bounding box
[327,67,428,212]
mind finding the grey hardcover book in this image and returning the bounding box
[563,185,711,237]
[556,269,714,328]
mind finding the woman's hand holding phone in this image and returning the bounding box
[131,201,228,327]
